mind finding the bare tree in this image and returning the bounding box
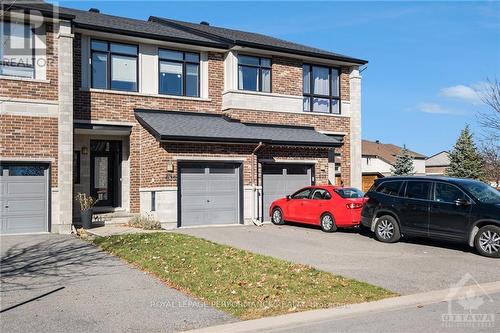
[478,79,500,137]
[480,141,500,187]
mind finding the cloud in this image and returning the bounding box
[417,102,461,115]
[439,84,482,104]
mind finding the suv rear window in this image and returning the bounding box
[375,181,403,196]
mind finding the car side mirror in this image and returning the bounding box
[455,198,470,206]
[286,195,292,200]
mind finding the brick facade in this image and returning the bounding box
[0,115,59,186]
[0,22,59,187]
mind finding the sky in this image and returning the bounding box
[55,0,500,156]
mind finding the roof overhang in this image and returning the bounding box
[135,109,343,147]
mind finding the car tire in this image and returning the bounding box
[474,225,500,258]
[374,215,401,243]
[271,207,285,225]
[320,213,337,233]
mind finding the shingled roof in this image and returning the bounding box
[362,140,426,165]
[6,1,366,64]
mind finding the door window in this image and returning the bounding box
[292,188,312,199]
[311,189,331,200]
[376,181,403,196]
[404,181,431,200]
[434,183,466,204]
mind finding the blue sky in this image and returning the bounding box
[57,1,500,156]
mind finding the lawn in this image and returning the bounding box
[92,232,396,319]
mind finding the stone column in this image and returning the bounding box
[349,66,362,189]
[57,21,74,233]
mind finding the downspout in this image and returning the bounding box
[251,142,265,226]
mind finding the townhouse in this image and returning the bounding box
[0,2,366,234]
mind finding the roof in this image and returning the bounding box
[362,140,426,165]
[6,1,366,63]
[426,151,450,167]
[149,17,368,64]
[135,110,343,147]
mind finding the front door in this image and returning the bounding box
[90,140,122,207]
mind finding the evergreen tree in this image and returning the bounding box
[391,145,415,175]
[445,125,485,180]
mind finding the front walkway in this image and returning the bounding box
[0,234,233,332]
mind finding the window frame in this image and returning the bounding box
[402,180,433,201]
[291,187,312,199]
[90,39,139,92]
[237,54,272,93]
[0,20,36,79]
[432,181,472,204]
[303,64,341,114]
[158,48,201,97]
[311,188,331,200]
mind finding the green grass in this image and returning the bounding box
[92,232,396,319]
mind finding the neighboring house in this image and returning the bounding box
[361,140,426,191]
[0,2,366,234]
[425,151,450,175]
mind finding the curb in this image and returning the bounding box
[184,281,500,333]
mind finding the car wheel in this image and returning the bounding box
[320,213,337,233]
[374,215,401,243]
[271,207,285,225]
[474,225,500,258]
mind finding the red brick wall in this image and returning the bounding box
[272,56,302,96]
[0,115,58,186]
[0,23,58,101]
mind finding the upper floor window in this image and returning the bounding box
[303,64,340,114]
[238,55,271,93]
[159,49,200,97]
[0,21,34,78]
[91,40,138,92]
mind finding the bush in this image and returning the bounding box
[128,215,162,230]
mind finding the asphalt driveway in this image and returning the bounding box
[0,234,233,333]
[177,224,500,295]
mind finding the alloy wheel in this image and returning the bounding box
[377,219,394,240]
[272,209,282,224]
[321,215,333,230]
[479,230,500,254]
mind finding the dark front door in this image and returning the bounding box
[399,180,432,236]
[429,182,471,241]
[90,140,122,207]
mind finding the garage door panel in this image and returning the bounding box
[180,163,240,227]
[263,164,311,221]
[0,163,49,234]
[3,215,46,233]
[7,182,46,195]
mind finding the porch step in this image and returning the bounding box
[92,212,137,226]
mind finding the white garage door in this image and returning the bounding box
[0,164,49,234]
[262,164,312,221]
[179,163,241,227]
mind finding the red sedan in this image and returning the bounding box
[269,186,367,232]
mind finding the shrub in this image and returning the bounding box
[128,215,162,230]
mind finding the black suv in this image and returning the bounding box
[361,176,500,257]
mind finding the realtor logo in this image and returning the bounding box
[441,273,495,328]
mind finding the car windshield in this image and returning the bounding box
[335,188,364,198]
[460,181,500,204]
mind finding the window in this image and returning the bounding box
[434,182,465,204]
[311,189,331,200]
[8,165,45,176]
[376,181,403,196]
[151,191,156,211]
[159,49,200,97]
[303,64,340,114]
[0,21,35,78]
[91,40,138,91]
[335,188,364,198]
[292,188,312,199]
[460,180,500,204]
[404,181,431,200]
[238,55,271,93]
[73,151,80,184]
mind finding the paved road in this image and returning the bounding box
[0,234,233,333]
[270,292,500,333]
[177,224,500,295]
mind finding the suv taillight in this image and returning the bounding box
[346,202,363,209]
